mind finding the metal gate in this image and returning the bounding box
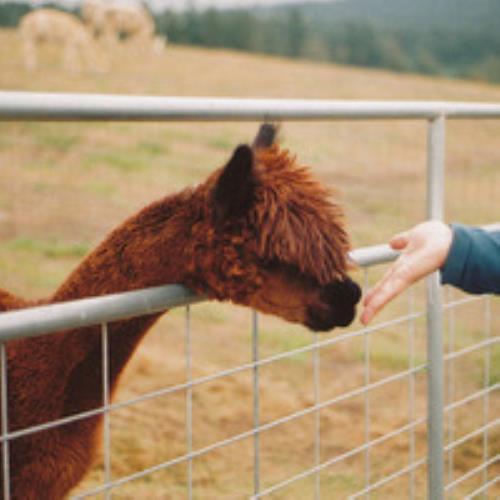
[0,93,499,499]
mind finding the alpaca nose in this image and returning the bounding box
[305,277,361,332]
[322,278,362,327]
[324,278,362,308]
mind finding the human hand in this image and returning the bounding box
[360,221,453,325]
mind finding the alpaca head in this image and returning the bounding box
[186,124,361,332]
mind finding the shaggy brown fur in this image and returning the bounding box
[0,125,360,499]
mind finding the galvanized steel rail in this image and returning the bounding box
[2,92,500,122]
[0,243,394,341]
[1,232,499,341]
[0,92,499,500]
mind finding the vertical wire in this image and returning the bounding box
[482,296,491,491]
[1,343,10,500]
[101,323,112,500]
[446,288,456,492]
[407,287,416,500]
[362,269,371,499]
[185,305,193,500]
[313,328,321,500]
[252,310,260,496]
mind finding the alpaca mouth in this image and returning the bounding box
[305,306,358,332]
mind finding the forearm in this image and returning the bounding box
[440,224,500,294]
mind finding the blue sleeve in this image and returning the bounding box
[440,224,500,294]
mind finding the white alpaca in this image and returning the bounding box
[19,9,99,72]
[82,0,159,51]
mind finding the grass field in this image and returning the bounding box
[0,28,499,498]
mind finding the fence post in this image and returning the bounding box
[426,114,446,500]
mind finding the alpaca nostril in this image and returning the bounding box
[322,278,362,306]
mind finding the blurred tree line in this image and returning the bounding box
[0,1,30,26]
[1,0,500,83]
[0,1,71,26]
[154,5,500,83]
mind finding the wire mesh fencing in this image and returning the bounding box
[0,94,499,499]
[0,257,497,499]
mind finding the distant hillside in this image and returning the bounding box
[1,0,500,83]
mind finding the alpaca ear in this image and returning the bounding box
[214,144,255,224]
[253,123,278,150]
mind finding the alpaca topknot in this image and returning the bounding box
[250,146,351,284]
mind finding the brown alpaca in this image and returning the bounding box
[0,125,361,499]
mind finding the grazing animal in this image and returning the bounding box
[82,0,157,51]
[0,125,361,499]
[19,9,99,72]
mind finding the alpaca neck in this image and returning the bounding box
[52,190,197,303]
[43,189,202,416]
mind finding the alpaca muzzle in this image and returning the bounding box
[306,277,362,332]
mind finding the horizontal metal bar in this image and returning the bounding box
[444,383,499,414]
[0,303,422,370]
[0,285,204,341]
[443,295,485,310]
[444,336,499,363]
[356,223,500,270]
[0,246,403,340]
[3,312,423,443]
[1,352,425,444]
[443,419,499,454]
[464,475,499,499]
[445,455,499,492]
[73,413,427,499]
[350,243,400,267]
[2,92,500,122]
[1,223,498,340]
[252,419,428,499]
[349,458,428,499]
[253,364,427,439]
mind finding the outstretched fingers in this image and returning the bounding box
[360,262,411,324]
[360,221,453,325]
[360,233,411,325]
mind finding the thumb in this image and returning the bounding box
[389,231,410,251]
